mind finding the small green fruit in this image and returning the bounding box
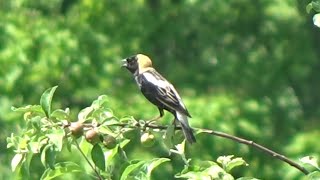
[103,135,117,149]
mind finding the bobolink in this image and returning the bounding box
[122,54,196,144]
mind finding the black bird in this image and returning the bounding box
[122,54,196,144]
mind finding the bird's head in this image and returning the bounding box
[122,54,153,74]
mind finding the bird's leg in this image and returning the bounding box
[146,108,164,125]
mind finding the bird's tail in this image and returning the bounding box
[176,112,196,144]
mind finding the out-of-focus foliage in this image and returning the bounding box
[1,0,319,179]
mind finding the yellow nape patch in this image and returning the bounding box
[137,54,153,69]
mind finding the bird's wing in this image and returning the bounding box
[142,69,190,116]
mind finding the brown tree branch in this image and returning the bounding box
[109,122,309,175]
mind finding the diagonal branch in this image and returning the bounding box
[109,122,309,175]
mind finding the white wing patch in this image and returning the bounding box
[143,72,169,89]
[143,72,186,109]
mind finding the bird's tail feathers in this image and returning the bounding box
[176,112,196,144]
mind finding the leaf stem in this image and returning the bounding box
[74,139,103,180]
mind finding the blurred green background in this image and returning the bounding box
[1,0,319,179]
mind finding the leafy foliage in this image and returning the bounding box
[7,87,254,179]
[1,0,320,179]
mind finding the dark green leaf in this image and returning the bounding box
[312,1,320,12]
[91,144,105,170]
[40,86,58,118]
[41,145,56,169]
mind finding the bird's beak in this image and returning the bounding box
[121,59,127,67]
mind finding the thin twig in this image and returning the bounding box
[106,122,309,175]
[200,128,309,175]
[74,139,103,180]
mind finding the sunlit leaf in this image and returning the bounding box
[300,156,320,170]
[11,105,44,114]
[11,153,24,171]
[40,86,58,118]
[225,157,247,172]
[51,109,69,120]
[46,129,65,151]
[78,107,94,123]
[307,171,320,180]
[120,161,145,180]
[146,158,170,178]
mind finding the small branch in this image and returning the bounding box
[107,122,309,175]
[74,139,103,180]
[200,128,309,175]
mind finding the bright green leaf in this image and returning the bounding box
[11,153,24,171]
[91,144,105,170]
[11,105,44,114]
[236,177,260,180]
[51,109,69,121]
[146,158,170,178]
[40,162,83,180]
[78,107,94,122]
[40,86,58,118]
[226,157,247,172]
[307,171,320,180]
[120,161,145,180]
[307,3,313,13]
[91,95,109,109]
[46,129,65,151]
[300,156,320,170]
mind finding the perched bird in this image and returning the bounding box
[122,54,196,144]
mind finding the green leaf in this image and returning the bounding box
[312,1,320,12]
[307,3,313,13]
[78,107,94,122]
[236,177,260,180]
[11,153,24,171]
[40,162,83,180]
[164,124,175,149]
[51,109,70,121]
[307,171,320,180]
[46,129,65,151]
[146,158,170,178]
[41,145,56,169]
[225,157,247,172]
[91,144,105,170]
[91,95,109,109]
[11,105,44,114]
[300,156,320,170]
[120,161,145,180]
[40,86,58,118]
